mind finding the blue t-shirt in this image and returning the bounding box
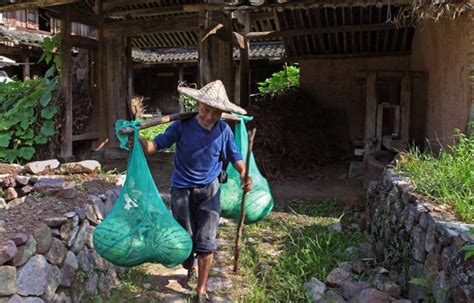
[154,117,242,188]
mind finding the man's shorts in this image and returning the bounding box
[170,178,221,254]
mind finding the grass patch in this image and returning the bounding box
[394,130,473,222]
[221,200,365,302]
[103,266,153,302]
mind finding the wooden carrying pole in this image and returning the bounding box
[233,128,257,273]
[119,112,240,134]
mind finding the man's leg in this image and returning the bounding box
[192,179,221,296]
[170,187,197,274]
[196,252,213,295]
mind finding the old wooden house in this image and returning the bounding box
[0,0,472,165]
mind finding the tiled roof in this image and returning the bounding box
[132,41,285,64]
[0,25,46,46]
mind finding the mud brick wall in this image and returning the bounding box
[368,170,474,303]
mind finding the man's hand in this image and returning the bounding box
[240,175,252,192]
[128,135,157,155]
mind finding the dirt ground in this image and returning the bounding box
[103,152,366,208]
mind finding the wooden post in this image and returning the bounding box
[103,33,128,147]
[364,71,377,157]
[22,55,30,81]
[178,66,184,112]
[198,9,234,98]
[60,6,73,158]
[94,0,107,148]
[400,72,412,142]
[235,10,250,107]
[125,36,133,119]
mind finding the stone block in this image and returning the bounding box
[0,266,18,296]
[24,159,60,175]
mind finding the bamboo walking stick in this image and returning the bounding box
[233,128,257,273]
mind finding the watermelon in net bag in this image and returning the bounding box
[93,120,192,267]
[220,116,274,224]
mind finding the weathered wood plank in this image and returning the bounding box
[400,72,412,141]
[72,132,100,142]
[104,14,198,36]
[69,35,99,49]
[60,5,73,158]
[364,71,377,156]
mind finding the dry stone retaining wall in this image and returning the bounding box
[0,160,126,303]
[369,169,474,303]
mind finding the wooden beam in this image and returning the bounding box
[45,7,99,28]
[364,71,377,157]
[60,5,73,158]
[104,14,198,36]
[400,72,412,141]
[72,132,100,142]
[22,56,30,81]
[247,23,408,40]
[95,0,108,149]
[70,35,99,49]
[0,0,80,13]
[235,10,250,107]
[288,51,411,60]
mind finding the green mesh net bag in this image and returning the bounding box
[93,120,192,268]
[220,116,274,224]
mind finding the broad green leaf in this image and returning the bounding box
[35,135,48,144]
[41,105,58,119]
[5,150,19,163]
[45,66,55,79]
[0,132,12,147]
[40,120,55,137]
[39,90,52,107]
[18,147,35,160]
[21,129,34,139]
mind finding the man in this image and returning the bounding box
[137,80,252,301]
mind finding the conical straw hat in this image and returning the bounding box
[178,80,247,115]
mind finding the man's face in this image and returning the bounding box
[198,102,223,125]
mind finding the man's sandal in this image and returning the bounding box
[194,293,210,303]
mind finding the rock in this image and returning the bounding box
[44,265,61,301]
[0,198,6,209]
[358,242,374,259]
[60,220,74,242]
[84,204,98,224]
[105,188,120,204]
[90,249,108,271]
[115,175,126,186]
[24,159,60,175]
[326,268,351,287]
[103,199,114,217]
[351,260,365,274]
[77,248,92,272]
[407,262,424,302]
[17,255,49,296]
[392,300,412,303]
[142,282,152,289]
[303,277,326,302]
[324,289,347,303]
[85,272,98,295]
[18,185,34,196]
[382,281,401,297]
[0,266,18,296]
[341,280,371,299]
[92,204,103,221]
[15,176,30,186]
[33,179,76,199]
[59,160,101,174]
[63,212,76,219]
[328,223,343,233]
[411,226,426,262]
[10,233,29,246]
[60,253,77,287]
[85,225,95,248]
[45,238,67,265]
[33,224,52,254]
[71,221,89,253]
[5,197,26,209]
[73,207,85,222]
[29,176,40,184]
[0,240,18,265]
[89,195,104,219]
[53,290,72,303]
[12,236,37,267]
[44,217,68,228]
[66,216,80,248]
[1,175,16,188]
[349,288,391,303]
[207,276,232,292]
[4,187,18,201]
[7,295,44,303]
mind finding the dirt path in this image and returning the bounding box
[104,154,365,302]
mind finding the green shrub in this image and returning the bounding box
[395,130,474,222]
[179,95,197,112]
[139,122,175,152]
[258,64,300,96]
[0,35,60,163]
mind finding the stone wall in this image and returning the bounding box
[0,161,125,303]
[368,170,474,302]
